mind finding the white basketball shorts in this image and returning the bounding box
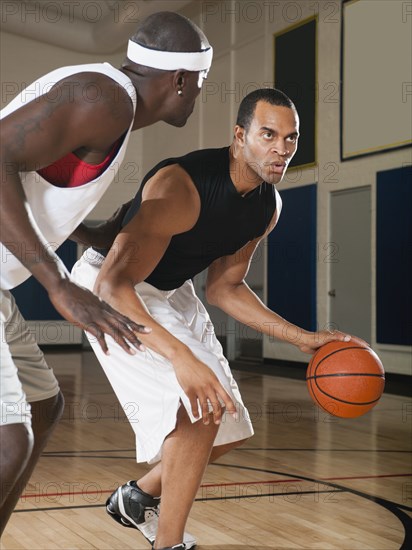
[71,249,254,464]
[1,290,60,426]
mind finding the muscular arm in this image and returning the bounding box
[0,73,146,354]
[206,192,357,354]
[94,165,238,422]
[1,72,132,283]
[95,165,199,355]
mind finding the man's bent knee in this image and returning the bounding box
[30,391,64,432]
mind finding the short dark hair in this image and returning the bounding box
[236,88,296,131]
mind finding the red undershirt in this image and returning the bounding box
[38,139,121,187]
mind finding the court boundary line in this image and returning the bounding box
[20,472,411,499]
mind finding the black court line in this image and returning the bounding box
[41,454,136,462]
[43,448,135,454]
[15,503,103,513]
[40,454,412,462]
[40,455,136,459]
[15,484,411,514]
[399,504,412,512]
[42,447,411,456]
[198,489,345,502]
[21,473,411,501]
[14,489,344,513]
[211,463,412,550]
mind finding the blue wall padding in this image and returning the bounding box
[376,166,412,345]
[267,184,317,332]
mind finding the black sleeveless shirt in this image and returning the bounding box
[121,147,277,290]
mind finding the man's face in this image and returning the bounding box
[239,101,299,185]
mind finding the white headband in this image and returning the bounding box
[127,40,213,72]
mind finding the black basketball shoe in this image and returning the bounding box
[106,481,196,548]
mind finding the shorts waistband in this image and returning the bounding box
[82,247,106,267]
[80,248,190,299]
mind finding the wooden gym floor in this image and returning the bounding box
[1,349,411,550]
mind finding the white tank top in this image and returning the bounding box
[0,63,136,290]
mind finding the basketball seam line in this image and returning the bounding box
[308,374,325,411]
[306,373,385,380]
[308,346,372,376]
[311,346,378,375]
[309,384,382,406]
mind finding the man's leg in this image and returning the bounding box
[0,423,33,509]
[152,406,219,549]
[0,391,64,534]
[137,437,249,498]
[1,291,63,534]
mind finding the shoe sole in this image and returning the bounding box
[106,490,197,549]
[107,505,196,549]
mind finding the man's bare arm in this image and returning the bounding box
[0,73,146,354]
[206,196,363,354]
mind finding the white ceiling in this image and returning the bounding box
[0,0,193,53]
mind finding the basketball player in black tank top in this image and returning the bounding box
[78,89,365,550]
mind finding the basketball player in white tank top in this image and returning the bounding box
[0,13,220,546]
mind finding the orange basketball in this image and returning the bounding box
[306,341,385,418]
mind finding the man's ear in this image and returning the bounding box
[233,124,246,146]
[173,70,186,93]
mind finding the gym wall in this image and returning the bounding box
[1,0,410,373]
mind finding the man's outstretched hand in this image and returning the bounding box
[298,330,369,355]
[48,279,150,355]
